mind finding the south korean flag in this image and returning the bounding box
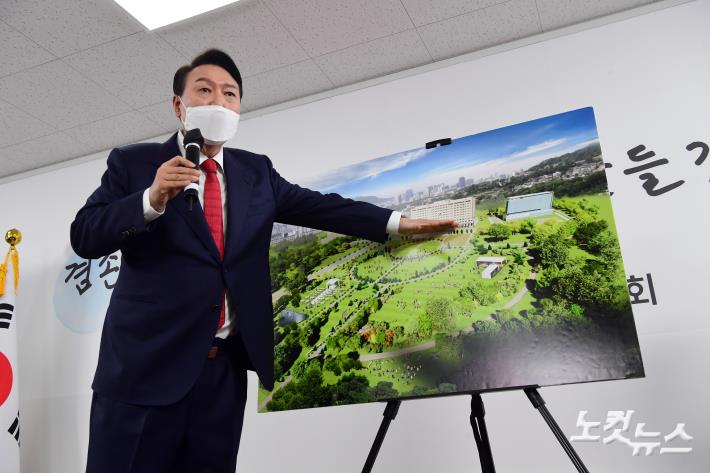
[0,249,20,473]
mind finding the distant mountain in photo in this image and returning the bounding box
[352,195,392,206]
[527,142,602,175]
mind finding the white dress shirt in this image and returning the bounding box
[142,133,401,338]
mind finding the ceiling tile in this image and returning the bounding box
[64,32,187,109]
[0,99,56,148]
[138,100,180,130]
[64,111,168,152]
[158,0,308,77]
[1,0,143,57]
[0,132,90,178]
[0,60,132,130]
[314,29,432,87]
[401,0,508,27]
[417,0,541,60]
[0,20,55,77]
[263,0,414,57]
[536,0,654,31]
[241,60,332,111]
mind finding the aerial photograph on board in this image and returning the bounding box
[259,107,644,412]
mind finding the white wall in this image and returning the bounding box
[1,1,708,471]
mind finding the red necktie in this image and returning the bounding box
[201,158,226,330]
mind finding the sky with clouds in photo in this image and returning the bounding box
[303,107,600,200]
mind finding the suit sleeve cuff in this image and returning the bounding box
[142,187,165,223]
[386,210,402,235]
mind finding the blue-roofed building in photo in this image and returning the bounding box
[505,191,554,221]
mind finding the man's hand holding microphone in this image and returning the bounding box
[148,156,201,212]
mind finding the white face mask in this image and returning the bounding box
[178,98,240,145]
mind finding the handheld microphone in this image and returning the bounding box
[183,128,204,211]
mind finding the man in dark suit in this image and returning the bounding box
[71,49,456,473]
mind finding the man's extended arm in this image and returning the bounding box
[266,155,393,242]
[266,156,457,240]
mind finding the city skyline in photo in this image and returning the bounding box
[303,107,600,201]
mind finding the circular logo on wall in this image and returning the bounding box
[53,250,120,334]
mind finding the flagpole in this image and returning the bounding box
[1,227,21,472]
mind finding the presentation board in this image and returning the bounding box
[259,107,644,412]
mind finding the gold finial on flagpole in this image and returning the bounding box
[1,229,20,294]
[4,228,21,247]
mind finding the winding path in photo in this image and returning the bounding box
[259,375,293,411]
[308,240,378,281]
[359,341,436,361]
[503,271,536,309]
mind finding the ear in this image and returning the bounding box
[171,95,182,120]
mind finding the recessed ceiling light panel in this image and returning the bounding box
[114,0,241,30]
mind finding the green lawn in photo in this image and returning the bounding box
[353,254,397,282]
[562,193,618,236]
[311,240,367,273]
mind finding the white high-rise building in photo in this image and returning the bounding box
[410,196,476,226]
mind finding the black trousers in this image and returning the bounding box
[86,336,248,473]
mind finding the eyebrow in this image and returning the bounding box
[194,77,238,89]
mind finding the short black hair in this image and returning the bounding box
[173,48,243,99]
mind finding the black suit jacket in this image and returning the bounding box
[70,133,392,405]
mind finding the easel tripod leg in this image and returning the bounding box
[470,393,496,473]
[524,388,590,473]
[362,400,401,473]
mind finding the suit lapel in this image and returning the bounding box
[223,149,254,263]
[156,134,221,264]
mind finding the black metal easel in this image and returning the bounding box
[361,387,590,473]
[362,400,401,473]
[470,393,496,473]
[523,388,590,473]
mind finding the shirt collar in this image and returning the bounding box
[176,130,224,171]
